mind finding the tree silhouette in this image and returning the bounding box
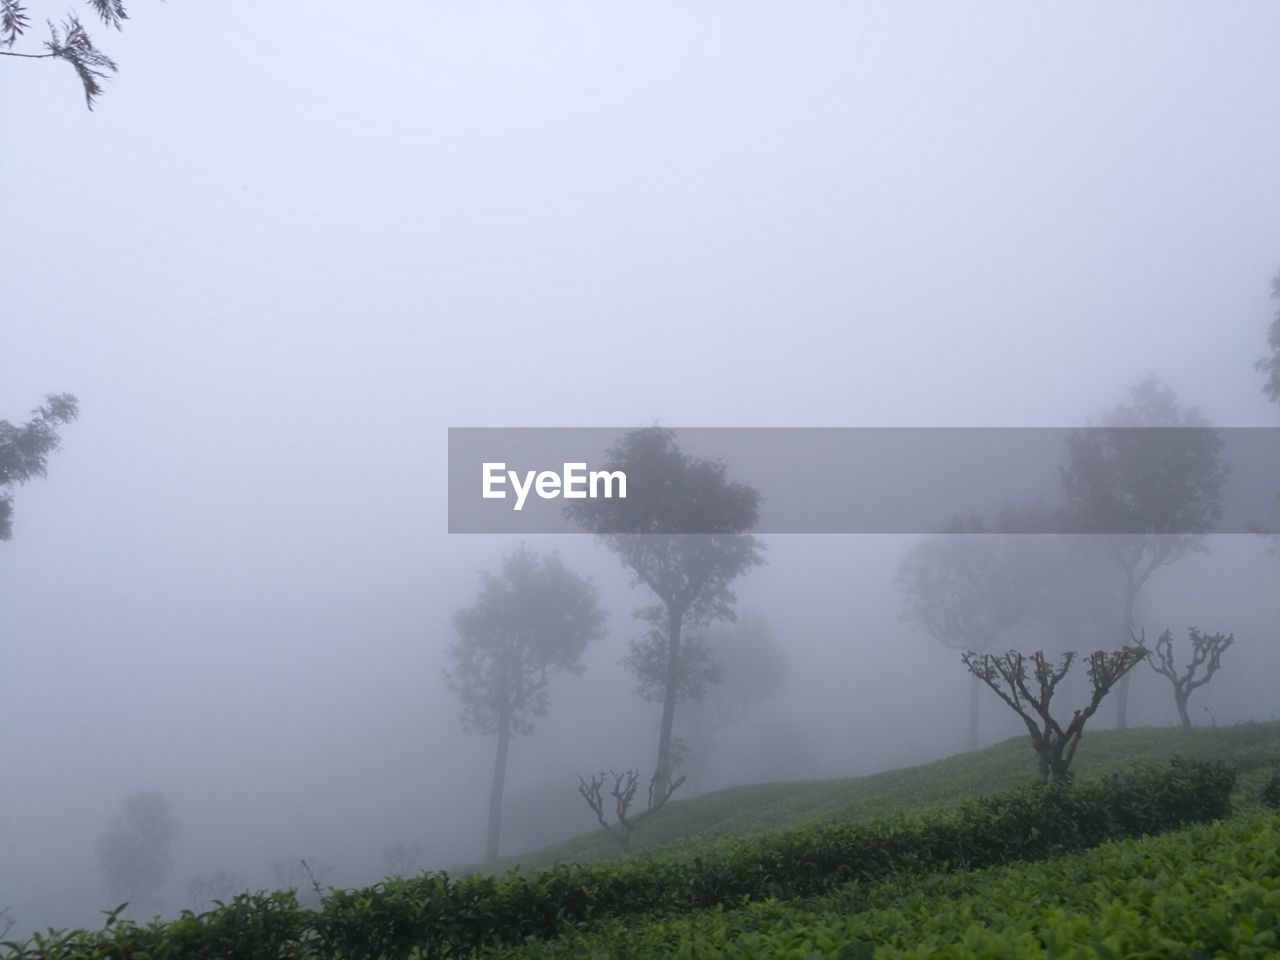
[1060,378,1226,728]
[962,646,1145,785]
[1,393,79,541]
[1,3,128,108]
[97,791,177,911]
[1145,627,1233,730]
[446,547,606,863]
[565,427,764,804]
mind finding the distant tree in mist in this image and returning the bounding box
[1257,269,1280,558]
[962,646,1145,785]
[0,2,130,108]
[0,393,78,541]
[97,790,176,911]
[896,520,1028,751]
[1060,377,1227,729]
[1145,627,1234,730]
[445,547,606,863]
[676,611,787,787]
[565,427,765,804]
[1257,268,1280,405]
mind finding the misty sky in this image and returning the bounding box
[2,0,1279,937]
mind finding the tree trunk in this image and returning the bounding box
[1175,690,1192,730]
[484,714,512,863]
[1115,578,1136,730]
[652,605,684,807]
[968,673,981,751]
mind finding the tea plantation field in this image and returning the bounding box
[6,723,1278,959]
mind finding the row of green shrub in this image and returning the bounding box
[2,759,1235,960]
[488,809,1280,958]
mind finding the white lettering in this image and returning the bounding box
[483,462,627,510]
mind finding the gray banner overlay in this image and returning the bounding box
[448,428,1280,535]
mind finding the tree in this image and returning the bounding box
[1257,269,1280,405]
[577,768,685,852]
[1145,627,1233,730]
[677,612,787,787]
[0,2,128,108]
[896,519,1029,751]
[1060,378,1227,728]
[185,869,247,913]
[382,841,426,877]
[0,393,79,541]
[445,547,606,863]
[97,790,177,911]
[962,646,1145,785]
[565,427,765,804]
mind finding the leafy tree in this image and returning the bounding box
[0,2,126,108]
[565,427,765,803]
[0,393,79,541]
[97,790,177,912]
[1257,269,1280,405]
[1060,378,1227,728]
[445,547,606,863]
[1145,627,1233,730]
[962,646,1145,785]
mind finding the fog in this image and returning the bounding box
[2,1,1279,938]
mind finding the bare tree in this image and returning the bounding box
[1145,627,1233,730]
[577,769,686,851]
[0,906,14,939]
[382,841,426,877]
[185,869,247,913]
[962,646,1146,785]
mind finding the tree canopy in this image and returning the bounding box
[446,546,606,861]
[566,427,765,802]
[1257,269,1280,405]
[1,1,126,108]
[0,393,79,541]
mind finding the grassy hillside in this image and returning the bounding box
[495,721,1280,871]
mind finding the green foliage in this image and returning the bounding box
[496,720,1280,871]
[0,4,124,108]
[0,393,79,541]
[0,759,1233,959]
[488,810,1280,959]
[1262,769,1280,810]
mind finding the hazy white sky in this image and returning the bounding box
[2,0,1278,936]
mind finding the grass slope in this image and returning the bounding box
[496,721,1280,872]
